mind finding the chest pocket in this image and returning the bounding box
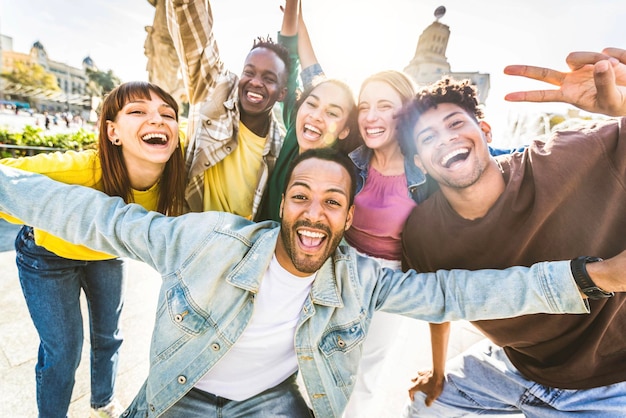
[197,77,237,141]
[318,320,366,389]
[319,321,365,356]
[166,283,210,336]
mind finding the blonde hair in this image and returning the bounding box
[359,70,417,106]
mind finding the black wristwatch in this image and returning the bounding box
[570,256,614,300]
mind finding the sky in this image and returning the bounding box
[1,0,625,145]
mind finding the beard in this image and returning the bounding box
[279,219,344,275]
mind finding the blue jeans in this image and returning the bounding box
[403,339,626,418]
[15,226,126,418]
[160,373,313,417]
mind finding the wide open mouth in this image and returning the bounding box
[297,228,327,251]
[440,147,470,168]
[141,132,168,145]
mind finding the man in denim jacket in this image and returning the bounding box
[3,148,625,418]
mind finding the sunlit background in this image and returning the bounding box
[2,0,625,145]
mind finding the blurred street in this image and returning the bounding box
[0,108,95,135]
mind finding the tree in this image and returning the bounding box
[85,68,122,97]
[1,61,60,92]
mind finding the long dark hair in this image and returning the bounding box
[295,78,363,155]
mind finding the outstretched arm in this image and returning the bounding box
[0,164,223,275]
[504,47,626,116]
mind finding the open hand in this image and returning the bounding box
[503,47,626,117]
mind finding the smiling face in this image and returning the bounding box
[238,47,287,116]
[412,102,494,190]
[295,82,354,153]
[358,80,404,153]
[106,91,179,172]
[276,157,354,277]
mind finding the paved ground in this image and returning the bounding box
[0,219,487,417]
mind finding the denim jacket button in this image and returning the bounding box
[174,310,188,323]
[177,375,187,384]
[211,343,220,351]
[149,404,156,411]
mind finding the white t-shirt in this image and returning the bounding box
[194,255,316,400]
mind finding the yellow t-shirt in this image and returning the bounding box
[1,149,161,260]
[202,122,266,218]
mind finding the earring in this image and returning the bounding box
[112,138,121,145]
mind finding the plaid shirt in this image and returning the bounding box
[167,0,286,215]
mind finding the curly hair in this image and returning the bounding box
[398,77,483,157]
[250,36,292,82]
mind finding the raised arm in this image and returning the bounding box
[297,2,325,88]
[281,0,299,36]
[166,0,224,105]
[297,3,318,71]
[504,47,626,116]
[278,0,303,128]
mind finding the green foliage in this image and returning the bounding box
[0,61,60,92]
[86,68,122,96]
[0,125,97,158]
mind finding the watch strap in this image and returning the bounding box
[570,256,614,300]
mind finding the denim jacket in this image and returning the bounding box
[349,145,428,203]
[0,166,588,418]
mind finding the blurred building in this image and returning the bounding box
[0,36,95,113]
[403,6,490,104]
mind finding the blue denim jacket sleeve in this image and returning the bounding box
[350,253,590,322]
[0,165,222,275]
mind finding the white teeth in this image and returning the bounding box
[304,124,322,135]
[247,92,263,102]
[299,230,325,238]
[366,128,384,135]
[440,148,469,166]
[142,133,166,140]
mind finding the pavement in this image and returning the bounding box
[0,219,487,417]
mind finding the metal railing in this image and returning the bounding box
[0,143,65,158]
